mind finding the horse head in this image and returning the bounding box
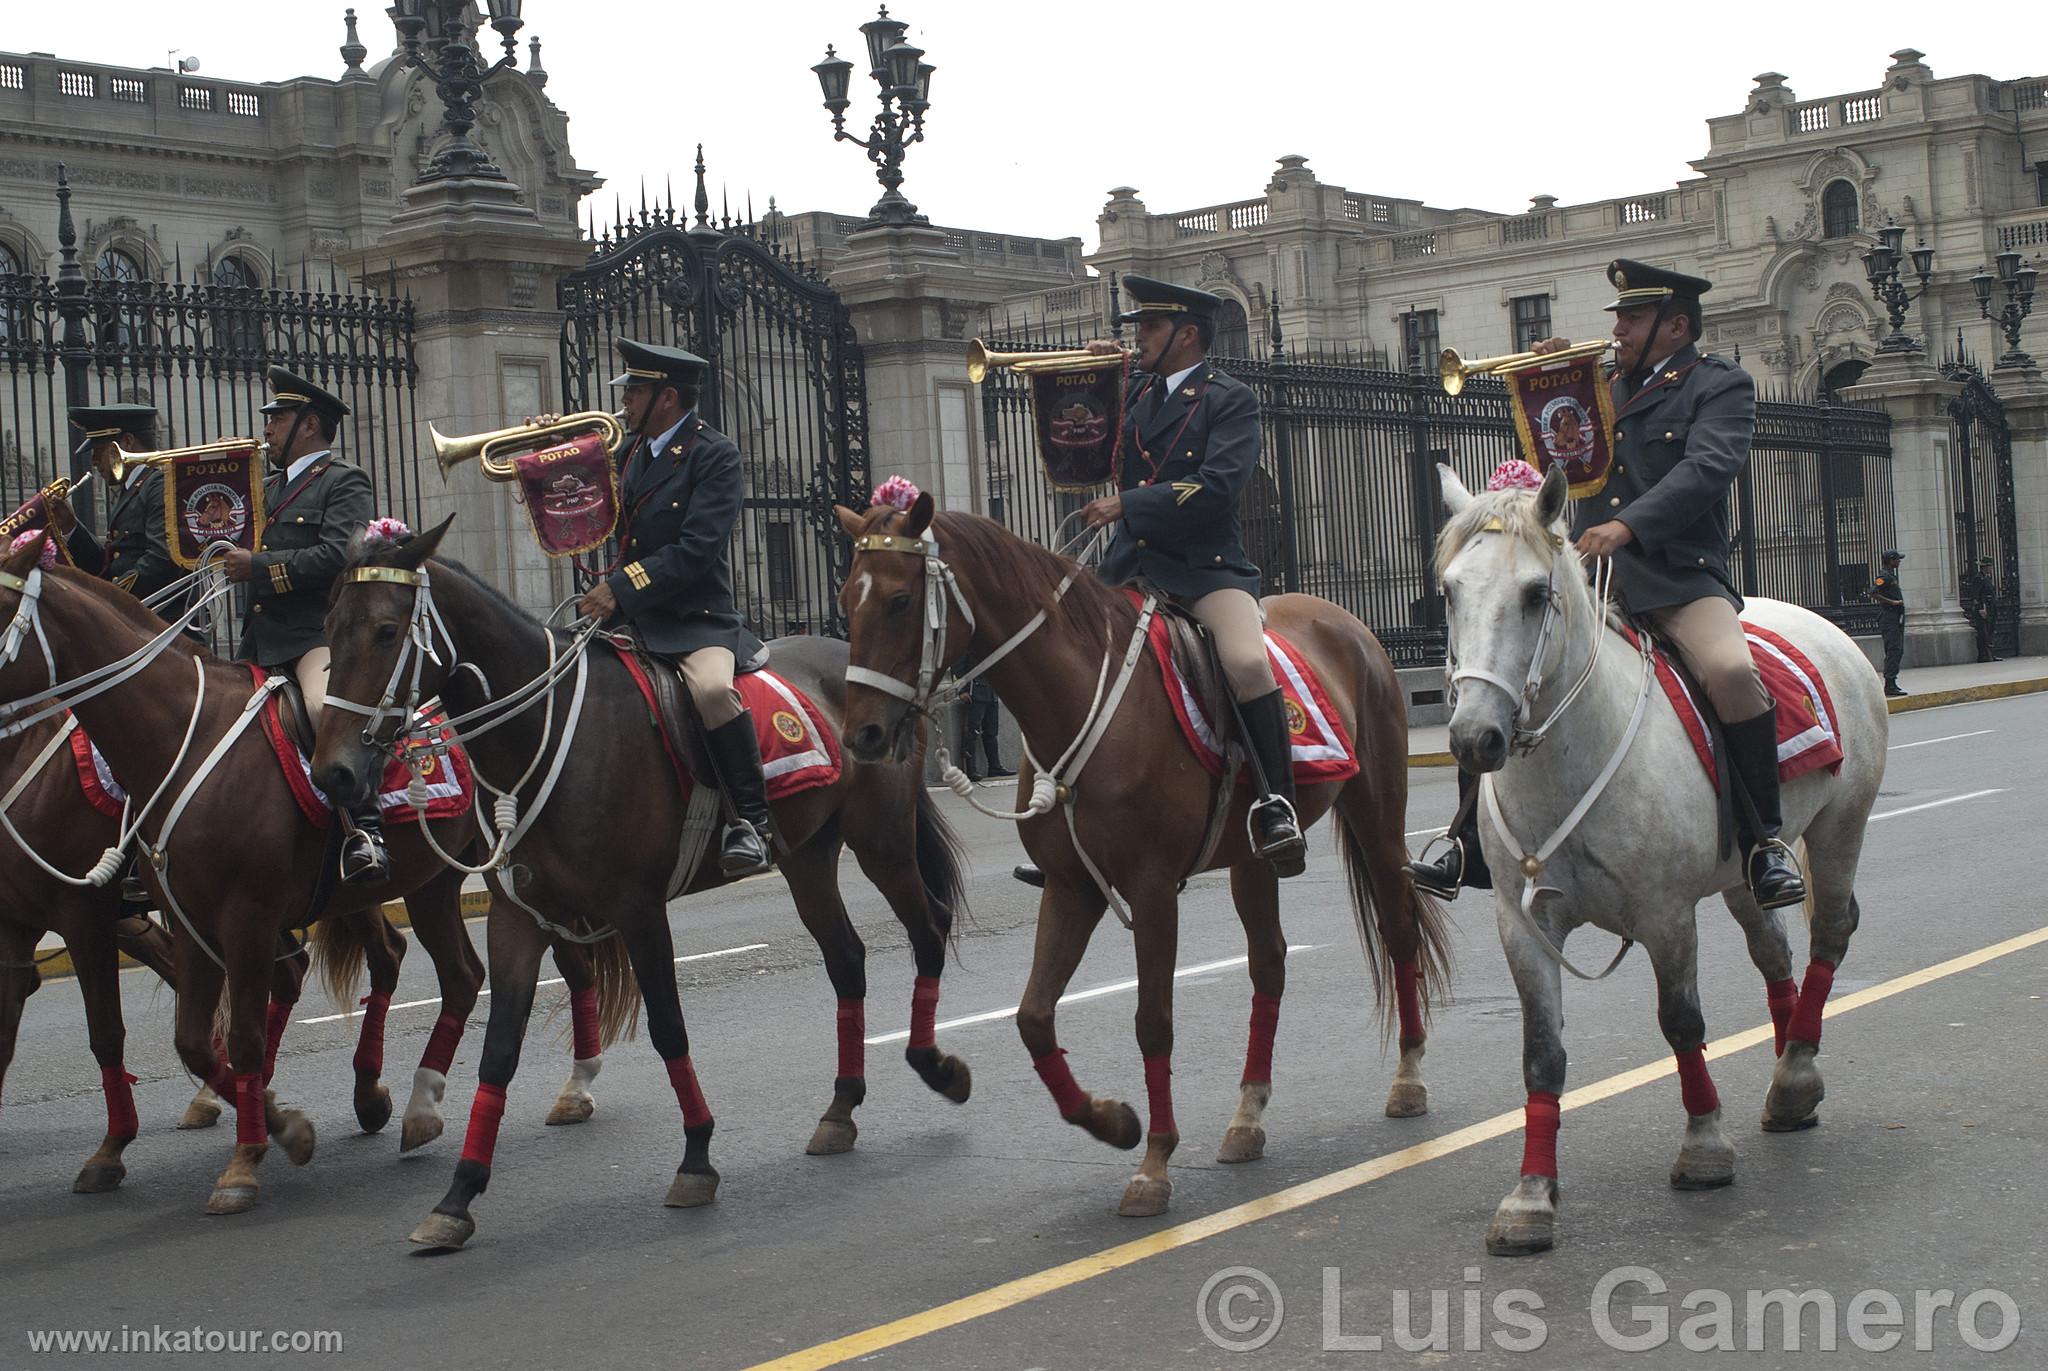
[1434,462,1583,772]
[314,513,456,806]
[834,488,957,764]
[0,529,60,705]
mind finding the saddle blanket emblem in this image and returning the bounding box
[611,650,842,802]
[70,722,127,819]
[1141,614,1360,786]
[243,666,475,828]
[1625,623,1846,789]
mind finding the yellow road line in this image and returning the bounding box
[743,922,2048,1371]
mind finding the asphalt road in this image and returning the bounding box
[1,694,2043,1370]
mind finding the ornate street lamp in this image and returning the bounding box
[1860,217,1935,354]
[811,6,936,228]
[392,0,526,183]
[1970,249,2040,370]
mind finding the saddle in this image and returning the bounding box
[274,674,318,758]
[1151,594,1241,762]
[1629,618,1739,861]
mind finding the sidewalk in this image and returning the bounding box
[1408,653,2048,765]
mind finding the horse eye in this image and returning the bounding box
[1522,584,1549,612]
[888,592,913,616]
[374,622,401,645]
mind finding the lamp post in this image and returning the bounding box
[811,6,935,228]
[391,0,525,183]
[1860,217,1935,354]
[1970,250,2040,370]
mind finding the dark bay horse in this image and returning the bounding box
[0,538,631,1215]
[313,518,971,1250]
[837,495,1453,1216]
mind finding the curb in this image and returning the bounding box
[33,889,493,983]
[1408,674,2048,769]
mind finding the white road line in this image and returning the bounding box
[863,943,1318,1046]
[1868,789,2005,823]
[1888,729,1994,751]
[1404,826,1445,839]
[295,942,769,1025]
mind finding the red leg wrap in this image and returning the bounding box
[836,999,864,1079]
[1675,1047,1719,1116]
[1032,1049,1088,1119]
[419,1010,465,1076]
[665,1055,714,1129]
[352,990,392,1078]
[234,1072,266,1147]
[1395,958,1425,1051]
[458,1083,507,1167]
[1765,978,1798,1056]
[1520,1091,1561,1179]
[1786,959,1835,1046]
[1143,1055,1175,1136]
[101,1063,139,1140]
[1241,991,1280,1085]
[908,975,940,1051]
[570,985,601,1062]
[262,1001,292,1084]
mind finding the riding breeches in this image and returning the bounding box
[1642,595,1769,724]
[1185,588,1276,703]
[677,645,743,729]
[294,646,333,732]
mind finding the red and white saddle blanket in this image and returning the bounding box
[610,649,842,802]
[1623,623,1845,789]
[1140,608,1360,787]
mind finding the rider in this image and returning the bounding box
[577,338,773,878]
[1408,259,1805,911]
[228,367,387,884]
[52,403,177,600]
[1014,275,1305,887]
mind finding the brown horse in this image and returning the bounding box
[837,495,1453,1216]
[312,518,971,1250]
[0,538,632,1214]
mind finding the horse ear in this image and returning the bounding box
[903,490,935,538]
[1437,463,1473,516]
[834,504,865,540]
[1535,461,1570,531]
[395,514,456,570]
[2,530,48,577]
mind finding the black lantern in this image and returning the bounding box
[1975,248,2040,370]
[812,6,937,228]
[1863,217,1934,354]
[391,0,528,184]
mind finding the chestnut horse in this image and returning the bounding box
[0,538,632,1214]
[313,519,971,1250]
[837,495,1452,1216]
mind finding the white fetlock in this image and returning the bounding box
[400,1067,448,1152]
[546,1056,601,1126]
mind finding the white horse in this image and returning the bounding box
[1435,463,1887,1256]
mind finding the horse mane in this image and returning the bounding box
[924,509,1133,649]
[344,535,551,635]
[46,565,208,661]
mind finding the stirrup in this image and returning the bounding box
[1012,863,1045,888]
[1406,836,1465,900]
[719,821,771,878]
[1746,837,1806,910]
[339,831,390,886]
[1248,795,1306,877]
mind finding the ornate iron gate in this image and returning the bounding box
[557,198,868,639]
[1942,350,2020,658]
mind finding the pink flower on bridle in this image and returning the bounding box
[870,476,921,512]
[1487,459,1544,492]
[364,516,411,543]
[8,531,57,570]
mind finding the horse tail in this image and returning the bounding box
[1336,811,1455,1046]
[913,783,971,957]
[591,932,641,1047]
[310,907,375,1012]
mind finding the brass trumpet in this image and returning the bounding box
[431,411,627,483]
[1439,339,1613,396]
[109,437,263,482]
[966,339,1122,383]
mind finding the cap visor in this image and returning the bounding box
[73,435,96,459]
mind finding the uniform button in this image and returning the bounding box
[252,604,264,613]
[1613,429,1623,442]
[671,502,679,508]
[1664,431,1675,440]
[1136,539,1148,549]
[1213,555,1223,563]
[294,516,305,523]
[1140,479,1152,487]
[1609,497,1621,507]
[1697,557,1707,566]
[1184,451,1194,458]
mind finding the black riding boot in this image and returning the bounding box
[1724,707,1805,910]
[339,805,390,885]
[706,712,774,878]
[1406,769,1493,900]
[1239,689,1307,878]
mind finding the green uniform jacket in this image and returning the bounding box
[65,467,176,600]
[237,453,374,668]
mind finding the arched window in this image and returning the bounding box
[1213,298,1250,358]
[1821,358,1869,402]
[0,241,25,346]
[92,247,146,355]
[0,242,22,277]
[95,248,141,282]
[1821,181,1859,239]
[209,254,265,355]
[210,254,260,289]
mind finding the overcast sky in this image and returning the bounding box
[9,2,2028,249]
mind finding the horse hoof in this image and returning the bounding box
[275,1114,316,1167]
[408,1211,475,1250]
[1117,1174,1172,1218]
[356,1084,394,1135]
[205,1184,258,1216]
[1486,1177,1558,1257]
[1082,1100,1142,1151]
[1216,1125,1266,1164]
[938,1056,972,1105]
[545,1095,595,1127]
[1385,1081,1429,1118]
[1760,1110,1821,1133]
[400,1114,445,1154]
[1670,1150,1736,1190]
[805,1117,858,1156]
[179,1088,222,1130]
[664,1168,720,1208]
[72,1163,127,1194]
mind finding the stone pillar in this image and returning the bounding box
[1840,350,1975,665]
[339,176,588,616]
[1998,366,2048,654]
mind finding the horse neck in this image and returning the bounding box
[953,554,1133,768]
[1503,565,1643,795]
[428,565,564,782]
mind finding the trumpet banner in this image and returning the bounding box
[164,445,265,569]
[0,487,77,566]
[510,432,621,557]
[1502,352,1619,499]
[1027,358,1128,491]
